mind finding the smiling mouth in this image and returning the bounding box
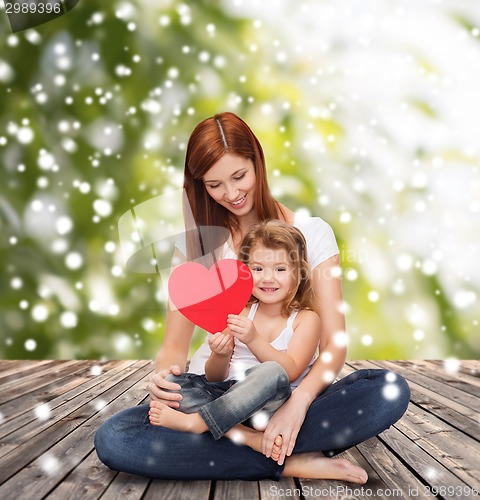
[229,195,246,206]
[259,287,279,292]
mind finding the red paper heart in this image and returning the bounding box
[168,259,253,333]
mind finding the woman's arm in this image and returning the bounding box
[263,254,346,462]
[227,311,320,382]
[148,306,196,404]
[294,254,347,400]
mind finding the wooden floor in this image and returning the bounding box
[0,360,479,500]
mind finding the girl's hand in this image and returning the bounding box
[262,391,310,465]
[227,314,258,344]
[208,332,234,357]
[148,365,183,407]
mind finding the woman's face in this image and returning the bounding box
[202,154,257,217]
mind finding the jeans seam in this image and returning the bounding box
[198,406,223,440]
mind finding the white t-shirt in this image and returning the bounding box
[187,213,339,377]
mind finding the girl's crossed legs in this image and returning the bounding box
[148,361,291,440]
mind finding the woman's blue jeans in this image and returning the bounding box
[166,361,291,440]
[94,368,410,481]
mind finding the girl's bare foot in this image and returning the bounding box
[149,401,207,433]
[271,435,283,462]
[225,427,284,462]
[283,453,368,484]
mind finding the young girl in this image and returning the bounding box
[148,220,322,458]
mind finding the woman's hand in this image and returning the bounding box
[148,365,183,407]
[208,332,234,357]
[262,391,311,465]
[227,314,258,344]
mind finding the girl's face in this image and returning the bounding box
[248,244,296,305]
[202,154,257,217]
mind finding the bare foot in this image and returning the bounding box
[271,435,283,462]
[225,425,263,451]
[225,427,284,463]
[283,453,368,484]
[149,401,207,433]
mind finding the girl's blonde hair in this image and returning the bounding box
[238,220,317,317]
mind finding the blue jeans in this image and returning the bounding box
[94,368,410,481]
[166,361,291,440]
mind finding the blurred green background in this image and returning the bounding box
[0,0,479,360]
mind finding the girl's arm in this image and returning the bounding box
[227,311,320,382]
[204,332,234,382]
[262,254,346,463]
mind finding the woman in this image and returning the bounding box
[94,112,410,481]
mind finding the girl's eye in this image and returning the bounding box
[251,266,262,272]
[208,184,220,189]
[276,267,286,272]
[234,173,246,181]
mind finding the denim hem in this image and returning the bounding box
[198,406,224,440]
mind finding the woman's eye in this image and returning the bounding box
[234,173,246,181]
[208,184,220,189]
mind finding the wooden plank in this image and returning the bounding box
[259,477,300,498]
[348,360,479,427]
[0,360,141,451]
[44,450,118,500]
[0,360,88,403]
[347,360,479,439]
[0,360,55,381]
[418,360,480,388]
[298,478,381,500]
[143,480,211,500]
[379,360,480,396]
[394,404,480,487]
[457,360,480,372]
[0,363,151,497]
[0,359,133,427]
[0,361,151,491]
[0,360,33,372]
[100,472,151,500]
[3,359,479,499]
[428,359,480,380]
[366,360,480,412]
[377,424,473,498]
[344,446,393,498]
[214,479,259,499]
[344,362,480,489]
[356,436,427,495]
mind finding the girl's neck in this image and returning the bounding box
[256,300,285,318]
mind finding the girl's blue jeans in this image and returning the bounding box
[165,361,291,440]
[94,368,410,481]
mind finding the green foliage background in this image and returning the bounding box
[1,1,479,360]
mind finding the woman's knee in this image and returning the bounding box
[94,420,115,468]
[371,369,411,422]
